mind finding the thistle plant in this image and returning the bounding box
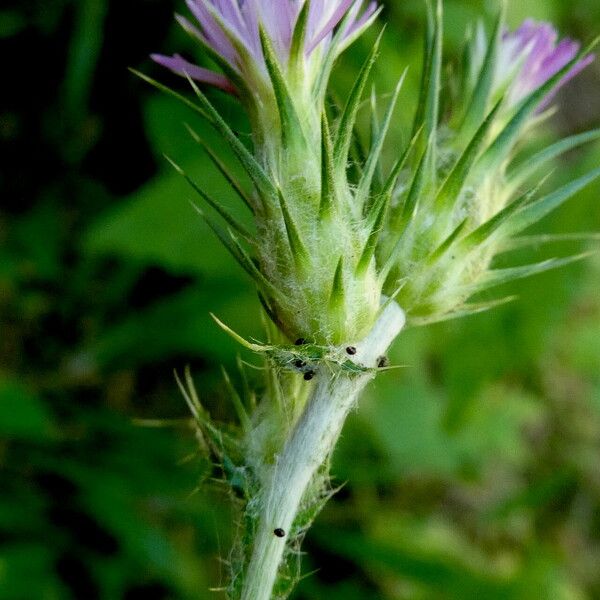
[138,1,599,598]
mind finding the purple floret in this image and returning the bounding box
[152,0,379,94]
[503,19,594,108]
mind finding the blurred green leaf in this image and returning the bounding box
[0,380,54,440]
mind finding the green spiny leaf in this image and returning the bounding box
[277,188,310,268]
[508,128,600,190]
[412,0,442,163]
[191,203,281,298]
[130,68,211,121]
[392,140,431,231]
[221,366,251,431]
[459,3,505,140]
[356,71,407,207]
[329,256,346,314]
[260,25,306,148]
[473,252,594,292]
[333,31,383,171]
[460,181,547,250]
[164,154,253,239]
[410,296,517,326]
[500,232,600,252]
[184,123,254,212]
[320,112,337,220]
[356,192,389,275]
[210,314,271,353]
[434,98,503,211]
[182,73,277,200]
[289,0,310,76]
[380,126,423,202]
[505,167,600,237]
[370,86,385,190]
[426,218,468,263]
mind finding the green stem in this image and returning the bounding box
[239,301,406,600]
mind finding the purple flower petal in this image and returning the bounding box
[153,0,380,94]
[151,53,236,94]
[307,0,357,54]
[502,20,595,108]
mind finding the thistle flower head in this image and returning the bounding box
[152,0,380,110]
[381,8,598,325]
[147,1,598,345]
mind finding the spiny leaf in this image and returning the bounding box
[410,296,517,326]
[184,123,254,212]
[228,230,286,300]
[508,128,600,190]
[500,232,600,252]
[333,30,383,171]
[130,68,212,121]
[210,313,271,353]
[221,366,251,431]
[473,252,594,292]
[356,192,389,275]
[394,140,431,229]
[260,25,306,148]
[370,86,385,190]
[412,0,442,161]
[379,126,423,203]
[191,203,281,298]
[236,354,256,412]
[164,154,253,239]
[459,3,505,140]
[505,167,600,237]
[174,367,205,426]
[189,202,254,276]
[356,70,408,207]
[289,0,311,75]
[434,98,503,211]
[460,180,548,250]
[182,73,277,200]
[258,291,285,332]
[329,256,345,314]
[426,218,468,263]
[174,366,233,449]
[320,112,337,220]
[277,188,310,268]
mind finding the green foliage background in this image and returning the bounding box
[1,1,600,598]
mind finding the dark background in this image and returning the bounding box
[2,1,600,598]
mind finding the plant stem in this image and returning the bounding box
[240,301,406,600]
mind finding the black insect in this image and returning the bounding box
[345,346,357,355]
[294,359,307,369]
[303,371,315,381]
[377,355,389,368]
[274,528,286,538]
[295,338,306,346]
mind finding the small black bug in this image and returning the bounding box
[345,346,357,355]
[294,359,306,369]
[303,371,315,381]
[377,355,390,368]
[274,528,286,538]
[295,338,306,346]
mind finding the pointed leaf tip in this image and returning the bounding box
[210,314,269,352]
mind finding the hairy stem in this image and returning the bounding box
[239,301,406,600]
